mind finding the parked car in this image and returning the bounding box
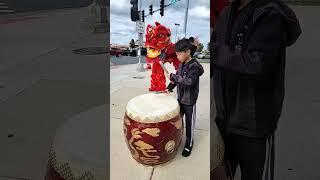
[122,48,130,56]
[197,53,206,59]
[204,53,210,59]
[129,49,137,57]
[197,52,210,59]
[110,47,123,57]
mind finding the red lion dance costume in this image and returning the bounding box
[145,22,180,92]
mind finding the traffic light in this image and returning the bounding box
[130,0,140,21]
[131,0,138,9]
[160,0,164,16]
[149,5,153,15]
[142,10,145,22]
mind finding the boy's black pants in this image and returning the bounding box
[224,133,275,180]
[179,103,196,146]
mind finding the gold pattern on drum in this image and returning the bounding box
[142,128,160,137]
[134,140,160,164]
[127,128,161,164]
[127,128,141,160]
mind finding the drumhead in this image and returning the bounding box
[126,93,180,123]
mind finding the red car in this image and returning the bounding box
[110,47,123,57]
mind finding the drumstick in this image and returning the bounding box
[159,61,169,75]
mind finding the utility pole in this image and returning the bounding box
[136,0,145,72]
[183,0,190,37]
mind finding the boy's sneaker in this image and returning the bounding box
[182,141,193,157]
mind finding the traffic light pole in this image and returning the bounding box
[144,0,181,18]
[137,0,145,72]
[175,23,180,43]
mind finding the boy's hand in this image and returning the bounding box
[167,82,175,92]
[169,73,175,82]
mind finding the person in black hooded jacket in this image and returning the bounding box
[211,0,301,179]
[167,38,204,157]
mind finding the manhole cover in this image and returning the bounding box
[72,47,108,55]
[132,76,145,79]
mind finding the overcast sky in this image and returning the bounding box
[110,0,210,49]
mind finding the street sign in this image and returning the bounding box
[136,21,145,34]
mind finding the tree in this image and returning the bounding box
[129,39,135,49]
[196,43,204,52]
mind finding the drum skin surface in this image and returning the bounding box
[123,93,183,166]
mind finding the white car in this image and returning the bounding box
[197,53,206,59]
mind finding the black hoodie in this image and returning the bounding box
[212,0,301,137]
[168,59,204,105]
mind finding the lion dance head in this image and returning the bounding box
[145,22,179,69]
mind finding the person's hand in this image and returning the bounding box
[167,82,175,92]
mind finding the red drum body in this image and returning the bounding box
[123,93,183,166]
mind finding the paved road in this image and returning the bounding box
[110,55,209,66]
[0,7,93,73]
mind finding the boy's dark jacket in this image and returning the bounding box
[168,59,204,105]
[211,0,301,137]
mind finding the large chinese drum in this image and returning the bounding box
[45,106,106,180]
[123,93,183,166]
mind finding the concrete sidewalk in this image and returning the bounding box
[110,63,210,180]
